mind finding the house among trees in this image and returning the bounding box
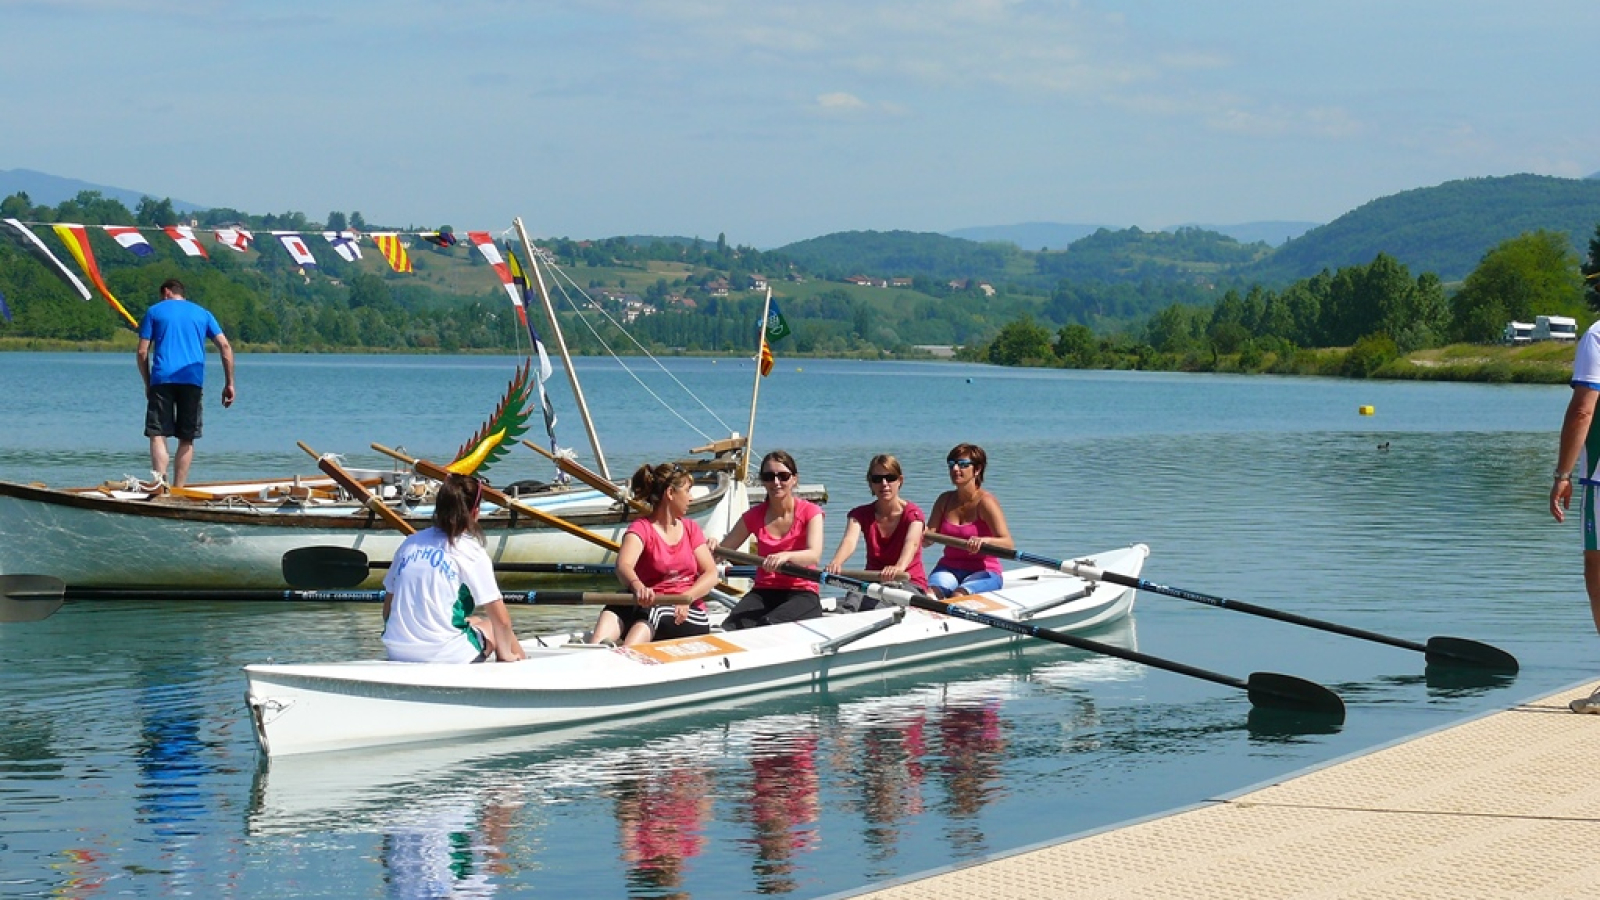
[891,277,913,288]
[750,275,768,291]
[706,277,730,297]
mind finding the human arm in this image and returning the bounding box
[923,492,949,545]
[676,541,721,624]
[615,530,654,605]
[483,600,524,662]
[824,517,864,574]
[1552,386,1599,522]
[884,517,926,583]
[213,333,236,408]
[136,338,152,389]
[719,518,751,552]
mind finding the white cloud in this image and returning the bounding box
[815,92,870,113]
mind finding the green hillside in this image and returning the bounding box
[1252,174,1600,283]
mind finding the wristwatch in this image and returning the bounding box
[1555,469,1573,482]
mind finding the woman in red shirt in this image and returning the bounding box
[718,450,826,630]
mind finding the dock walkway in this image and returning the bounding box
[841,683,1600,899]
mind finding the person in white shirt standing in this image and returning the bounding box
[1552,316,1600,711]
[382,473,524,663]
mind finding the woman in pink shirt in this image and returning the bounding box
[718,450,826,630]
[825,453,928,593]
[589,462,720,645]
[926,443,1014,598]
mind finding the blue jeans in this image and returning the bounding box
[928,566,1003,596]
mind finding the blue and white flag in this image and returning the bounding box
[103,226,155,257]
[323,230,362,262]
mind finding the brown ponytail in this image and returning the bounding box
[433,472,485,542]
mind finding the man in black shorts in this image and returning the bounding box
[136,279,236,488]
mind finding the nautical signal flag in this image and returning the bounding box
[164,225,209,258]
[423,227,457,248]
[766,300,792,342]
[759,337,775,377]
[52,224,138,328]
[372,233,412,273]
[1,218,93,305]
[273,232,319,270]
[323,230,362,262]
[214,227,253,253]
[103,226,154,258]
[468,231,523,312]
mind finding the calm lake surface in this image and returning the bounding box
[0,352,1592,899]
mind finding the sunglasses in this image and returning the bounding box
[758,470,794,483]
[947,458,974,469]
[868,473,899,484]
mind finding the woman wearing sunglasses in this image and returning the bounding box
[718,450,826,629]
[824,453,928,593]
[925,443,1013,598]
[381,473,525,663]
[589,462,720,645]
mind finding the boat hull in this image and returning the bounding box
[0,473,735,588]
[244,544,1148,757]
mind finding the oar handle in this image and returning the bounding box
[713,547,920,606]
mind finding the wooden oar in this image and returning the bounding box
[0,574,682,621]
[297,441,415,535]
[925,533,1518,672]
[372,443,744,597]
[521,439,649,514]
[714,547,1345,717]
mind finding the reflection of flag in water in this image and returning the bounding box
[273,232,319,270]
[759,337,774,377]
[323,230,362,262]
[163,225,209,258]
[372,233,412,273]
[52,224,139,328]
[103,226,154,257]
[214,227,253,253]
[1,218,93,305]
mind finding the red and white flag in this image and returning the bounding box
[468,231,521,309]
[274,232,319,269]
[103,226,154,258]
[214,227,253,253]
[163,225,209,258]
[323,230,362,262]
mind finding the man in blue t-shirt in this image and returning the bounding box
[136,278,237,488]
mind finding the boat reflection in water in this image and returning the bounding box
[248,618,1142,896]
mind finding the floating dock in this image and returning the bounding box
[841,683,1600,899]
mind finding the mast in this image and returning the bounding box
[737,286,774,483]
[512,217,611,481]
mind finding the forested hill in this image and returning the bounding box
[1251,174,1600,284]
[777,230,1026,285]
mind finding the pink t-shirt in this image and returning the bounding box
[935,512,1002,573]
[626,517,707,602]
[739,499,823,592]
[847,501,928,589]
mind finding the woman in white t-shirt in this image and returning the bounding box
[382,473,525,663]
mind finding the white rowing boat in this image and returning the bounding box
[243,543,1148,757]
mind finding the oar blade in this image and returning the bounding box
[282,546,371,589]
[1424,636,1519,673]
[1246,671,1346,719]
[0,574,68,623]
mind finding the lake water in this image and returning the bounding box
[0,352,1593,899]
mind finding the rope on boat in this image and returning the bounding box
[541,259,737,443]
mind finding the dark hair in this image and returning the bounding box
[630,462,691,512]
[433,472,485,542]
[160,278,186,297]
[947,443,987,487]
[759,450,798,477]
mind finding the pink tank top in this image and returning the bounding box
[935,516,1001,573]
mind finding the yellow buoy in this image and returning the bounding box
[1358,405,1374,416]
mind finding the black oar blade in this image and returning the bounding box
[1246,671,1346,719]
[0,574,68,623]
[282,546,371,589]
[1424,636,1519,673]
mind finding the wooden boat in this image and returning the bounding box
[243,543,1149,757]
[0,462,748,588]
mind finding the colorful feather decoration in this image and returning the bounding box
[447,359,534,477]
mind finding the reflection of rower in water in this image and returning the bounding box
[840,710,928,863]
[935,699,1006,855]
[612,764,713,898]
[738,730,821,895]
[380,789,522,899]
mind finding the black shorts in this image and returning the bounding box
[145,383,204,440]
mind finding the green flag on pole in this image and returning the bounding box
[766,301,792,342]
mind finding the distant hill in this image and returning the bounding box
[777,230,1025,284]
[1182,221,1320,247]
[944,222,1104,251]
[0,168,206,214]
[1252,174,1600,283]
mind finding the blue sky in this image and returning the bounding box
[5,1,1597,247]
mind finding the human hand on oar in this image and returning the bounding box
[297,441,415,536]
[0,573,688,622]
[924,533,1518,673]
[714,546,1347,719]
